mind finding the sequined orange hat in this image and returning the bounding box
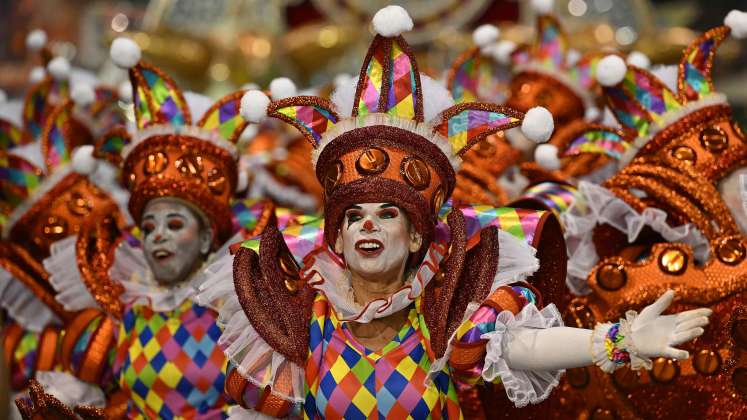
[596,12,747,181]
[240,5,555,249]
[99,38,264,244]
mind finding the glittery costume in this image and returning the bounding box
[0,38,129,401]
[554,13,747,419]
[197,7,571,418]
[14,40,282,419]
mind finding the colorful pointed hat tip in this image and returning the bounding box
[725,10,747,38]
[25,29,47,52]
[110,37,141,69]
[596,55,627,86]
[531,0,555,15]
[372,5,413,37]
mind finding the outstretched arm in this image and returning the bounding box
[503,290,711,373]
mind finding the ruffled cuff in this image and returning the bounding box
[590,312,652,374]
[35,371,106,408]
[481,303,564,408]
[196,252,305,404]
[43,237,100,311]
[0,268,58,332]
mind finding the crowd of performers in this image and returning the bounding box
[1,1,747,418]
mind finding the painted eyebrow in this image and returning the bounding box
[142,214,155,221]
[379,203,396,209]
[347,205,363,210]
[166,213,187,218]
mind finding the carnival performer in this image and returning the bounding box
[196,6,713,419]
[13,37,283,419]
[553,10,747,419]
[0,28,130,414]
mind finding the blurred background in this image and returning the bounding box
[1,0,745,121]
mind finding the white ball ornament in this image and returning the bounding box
[596,55,627,87]
[372,5,414,37]
[521,107,554,143]
[240,90,271,123]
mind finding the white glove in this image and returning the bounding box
[628,290,711,361]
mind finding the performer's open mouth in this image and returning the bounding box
[152,249,174,261]
[355,239,384,257]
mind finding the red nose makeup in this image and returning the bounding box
[363,220,374,231]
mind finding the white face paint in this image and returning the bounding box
[335,203,422,283]
[141,198,213,286]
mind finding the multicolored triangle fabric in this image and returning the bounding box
[130,62,191,129]
[305,294,461,419]
[268,98,339,147]
[604,67,681,138]
[448,49,481,103]
[438,203,548,249]
[0,154,42,208]
[113,301,231,419]
[353,36,423,122]
[23,78,65,140]
[519,182,578,221]
[434,104,522,156]
[41,101,74,171]
[534,15,568,71]
[567,53,606,90]
[448,49,510,104]
[564,127,631,160]
[678,26,730,102]
[94,126,131,165]
[0,119,30,151]
[197,91,249,143]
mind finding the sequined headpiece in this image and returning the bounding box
[500,0,615,127]
[596,11,747,180]
[240,6,554,248]
[100,38,262,243]
[0,53,126,259]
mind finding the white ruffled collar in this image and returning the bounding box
[111,234,238,312]
[300,242,448,323]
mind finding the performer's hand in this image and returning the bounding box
[631,290,711,360]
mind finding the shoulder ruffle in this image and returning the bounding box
[44,237,100,312]
[0,268,59,332]
[562,181,710,295]
[196,250,305,404]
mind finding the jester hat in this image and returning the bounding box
[595,10,747,183]
[239,5,555,249]
[103,37,275,244]
[0,50,131,260]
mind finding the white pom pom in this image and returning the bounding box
[493,40,517,64]
[473,24,499,48]
[269,77,297,100]
[596,55,627,87]
[240,90,271,123]
[626,51,651,69]
[521,106,554,143]
[29,66,45,83]
[47,57,70,81]
[241,82,260,90]
[71,145,98,175]
[725,10,747,39]
[110,37,141,69]
[236,170,249,192]
[372,5,413,37]
[0,89,6,104]
[117,80,133,103]
[534,144,561,170]
[531,0,554,15]
[71,83,95,107]
[26,29,47,52]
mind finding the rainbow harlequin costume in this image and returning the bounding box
[197,6,569,419]
[13,36,286,419]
